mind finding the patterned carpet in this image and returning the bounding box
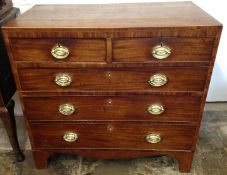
[0,110,227,175]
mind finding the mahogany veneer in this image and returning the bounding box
[11,38,106,62]
[30,123,196,150]
[23,95,202,122]
[113,38,214,62]
[2,2,222,172]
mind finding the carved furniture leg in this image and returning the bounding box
[0,99,25,161]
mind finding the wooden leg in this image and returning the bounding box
[171,151,194,173]
[0,99,25,161]
[33,150,53,169]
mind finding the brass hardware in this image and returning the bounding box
[148,74,167,87]
[63,132,78,142]
[59,103,75,116]
[107,98,113,104]
[148,103,164,115]
[106,71,112,79]
[55,73,72,87]
[146,134,161,144]
[51,44,69,59]
[152,43,171,59]
[107,125,114,132]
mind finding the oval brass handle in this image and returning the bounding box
[148,103,164,115]
[152,43,171,59]
[59,103,75,116]
[51,44,69,59]
[146,134,161,144]
[148,74,167,87]
[55,73,72,87]
[63,132,78,142]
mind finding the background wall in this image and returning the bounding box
[12,0,227,102]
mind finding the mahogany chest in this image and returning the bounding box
[2,2,222,172]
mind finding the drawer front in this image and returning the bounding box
[30,123,196,150]
[113,38,214,62]
[18,68,208,91]
[24,95,201,122]
[11,38,106,62]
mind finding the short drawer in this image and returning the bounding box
[11,38,106,62]
[113,38,214,62]
[24,95,201,122]
[30,122,196,150]
[18,67,208,91]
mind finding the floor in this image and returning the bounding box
[0,102,227,175]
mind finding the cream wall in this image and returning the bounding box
[12,0,227,101]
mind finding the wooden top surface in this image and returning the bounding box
[3,1,221,29]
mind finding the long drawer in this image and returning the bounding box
[24,95,201,122]
[113,37,214,62]
[30,122,196,150]
[11,38,106,62]
[18,67,208,91]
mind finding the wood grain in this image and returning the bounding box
[23,95,201,122]
[1,2,222,172]
[30,122,196,150]
[113,37,214,62]
[11,38,106,62]
[18,67,208,92]
[3,2,221,29]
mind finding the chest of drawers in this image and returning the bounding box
[2,2,222,172]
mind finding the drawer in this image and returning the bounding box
[24,95,201,122]
[30,122,196,150]
[18,67,208,91]
[11,38,106,62]
[113,38,214,62]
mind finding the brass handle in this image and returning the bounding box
[51,44,69,59]
[146,134,161,144]
[152,43,171,59]
[55,73,72,87]
[148,103,164,115]
[148,74,167,87]
[59,103,75,116]
[63,132,78,142]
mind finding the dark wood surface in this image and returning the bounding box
[11,38,106,62]
[30,122,196,150]
[2,2,222,172]
[3,2,221,29]
[10,37,214,63]
[23,95,201,122]
[18,67,208,92]
[0,5,24,161]
[113,37,214,62]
